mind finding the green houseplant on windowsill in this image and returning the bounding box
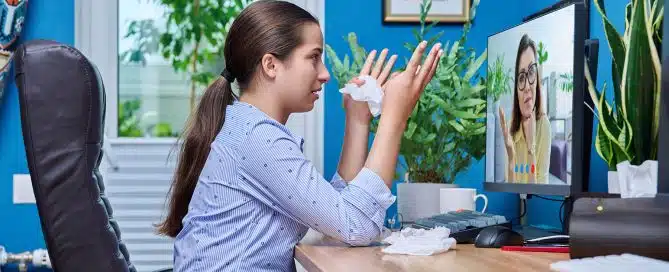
[122,0,250,137]
[326,0,487,221]
[586,0,662,193]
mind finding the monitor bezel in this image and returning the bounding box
[659,0,669,194]
[483,0,589,196]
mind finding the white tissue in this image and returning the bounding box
[381,227,457,256]
[339,75,384,117]
[617,160,658,198]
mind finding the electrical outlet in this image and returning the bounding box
[13,174,35,204]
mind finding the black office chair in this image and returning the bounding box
[14,40,172,272]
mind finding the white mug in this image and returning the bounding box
[439,188,488,213]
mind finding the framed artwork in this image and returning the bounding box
[383,0,470,23]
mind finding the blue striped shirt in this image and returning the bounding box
[173,101,396,271]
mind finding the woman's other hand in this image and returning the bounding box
[381,41,442,123]
[344,49,397,125]
[498,107,516,171]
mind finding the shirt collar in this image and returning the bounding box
[234,100,304,147]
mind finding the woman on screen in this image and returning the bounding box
[498,34,551,184]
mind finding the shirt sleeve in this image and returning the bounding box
[329,172,348,192]
[237,121,396,246]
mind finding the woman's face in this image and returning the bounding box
[274,23,330,113]
[517,48,537,118]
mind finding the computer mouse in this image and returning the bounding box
[474,226,525,248]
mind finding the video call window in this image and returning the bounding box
[486,4,574,186]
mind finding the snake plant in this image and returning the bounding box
[586,0,663,170]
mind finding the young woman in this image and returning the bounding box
[498,33,551,184]
[156,1,443,271]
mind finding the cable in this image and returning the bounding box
[529,194,569,232]
[510,198,527,225]
[559,199,566,227]
[532,195,564,202]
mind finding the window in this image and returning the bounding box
[76,0,325,271]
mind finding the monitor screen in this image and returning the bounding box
[485,3,585,196]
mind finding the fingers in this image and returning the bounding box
[422,49,443,87]
[405,41,428,76]
[360,50,377,76]
[498,108,508,134]
[415,43,442,88]
[371,49,389,78]
[382,71,401,88]
[378,54,398,84]
[349,77,365,87]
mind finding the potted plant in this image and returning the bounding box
[326,0,487,221]
[586,0,662,193]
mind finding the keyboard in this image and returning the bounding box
[410,210,511,243]
[550,254,669,271]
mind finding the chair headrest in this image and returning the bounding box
[15,39,134,272]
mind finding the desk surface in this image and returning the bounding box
[296,236,569,272]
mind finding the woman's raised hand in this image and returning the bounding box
[345,49,398,124]
[381,41,443,123]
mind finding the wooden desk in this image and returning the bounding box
[296,236,569,272]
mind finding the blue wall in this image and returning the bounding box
[0,0,74,263]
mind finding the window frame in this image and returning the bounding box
[74,0,325,172]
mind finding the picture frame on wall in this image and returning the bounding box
[383,0,470,23]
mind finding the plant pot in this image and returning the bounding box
[608,171,620,194]
[397,173,458,223]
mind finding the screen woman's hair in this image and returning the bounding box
[511,33,543,135]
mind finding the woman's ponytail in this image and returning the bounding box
[157,74,236,238]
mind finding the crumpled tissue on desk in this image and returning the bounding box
[381,227,457,256]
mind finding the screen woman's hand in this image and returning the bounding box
[498,107,516,168]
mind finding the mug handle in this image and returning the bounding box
[475,194,488,213]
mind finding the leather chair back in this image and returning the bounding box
[15,40,136,272]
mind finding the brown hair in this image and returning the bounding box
[156,0,319,238]
[511,33,543,135]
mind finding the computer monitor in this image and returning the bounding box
[484,1,591,196]
[659,0,669,194]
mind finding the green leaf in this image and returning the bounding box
[594,0,626,95]
[621,0,657,164]
[595,123,615,169]
[430,94,484,119]
[404,121,418,139]
[449,120,465,133]
[464,49,486,81]
[423,133,437,143]
[455,98,485,108]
